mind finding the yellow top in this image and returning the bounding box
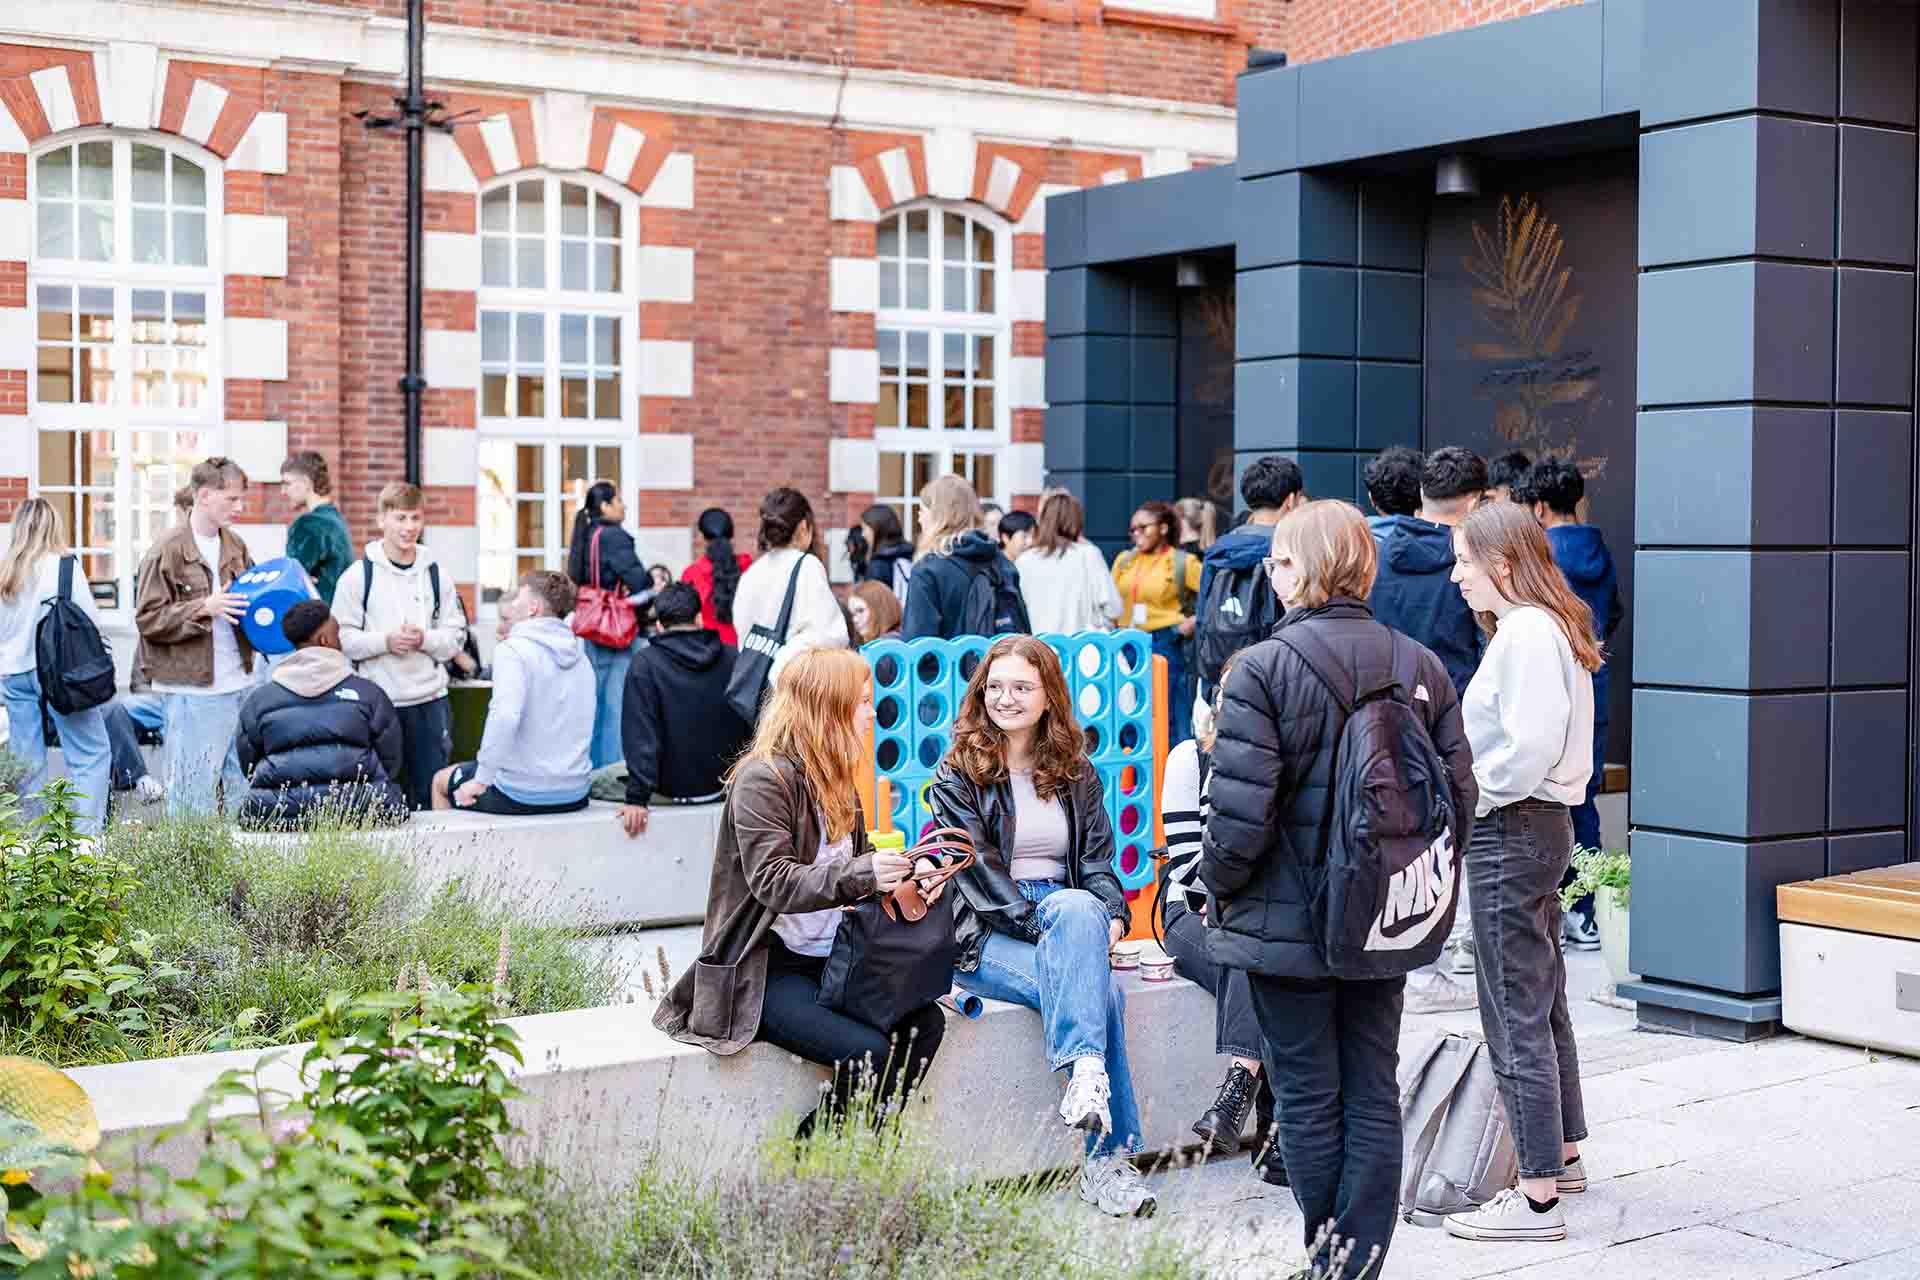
[1111,547,1201,633]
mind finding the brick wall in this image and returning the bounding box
[1283,0,1584,65]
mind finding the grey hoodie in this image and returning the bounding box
[473,615,595,805]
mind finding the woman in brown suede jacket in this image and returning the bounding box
[654,646,944,1137]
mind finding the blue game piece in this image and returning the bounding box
[233,557,318,655]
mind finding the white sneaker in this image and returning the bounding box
[1444,1188,1567,1242]
[1079,1153,1157,1218]
[1059,1061,1112,1134]
[134,776,164,804]
[1448,936,1477,975]
[1406,972,1478,1015]
[1557,1155,1587,1195]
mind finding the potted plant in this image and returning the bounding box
[1562,846,1632,986]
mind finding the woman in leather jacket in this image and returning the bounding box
[928,635,1154,1219]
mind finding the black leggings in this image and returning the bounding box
[756,938,946,1135]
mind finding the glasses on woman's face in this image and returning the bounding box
[985,680,1040,703]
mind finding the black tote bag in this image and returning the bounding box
[817,828,974,1031]
[725,557,806,724]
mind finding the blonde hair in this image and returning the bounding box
[0,499,68,603]
[1458,501,1604,673]
[1271,499,1377,609]
[1176,497,1217,551]
[728,647,871,841]
[915,474,981,559]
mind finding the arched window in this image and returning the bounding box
[475,171,637,605]
[873,201,1009,541]
[28,132,222,613]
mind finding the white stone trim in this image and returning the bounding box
[1005,441,1047,495]
[536,90,589,171]
[601,121,645,183]
[1010,269,1046,324]
[0,307,33,361]
[423,129,474,192]
[423,328,480,389]
[224,213,288,277]
[1108,0,1216,16]
[1007,355,1046,410]
[824,526,854,584]
[876,147,915,208]
[0,104,25,154]
[983,155,1021,213]
[425,524,479,582]
[634,434,695,490]
[1099,167,1130,186]
[925,126,975,203]
[632,526,693,574]
[224,316,288,381]
[828,437,879,493]
[478,114,519,175]
[830,165,879,222]
[1146,146,1190,177]
[221,419,288,482]
[31,66,79,135]
[638,339,694,397]
[640,152,694,209]
[1015,183,1075,235]
[229,111,287,174]
[0,200,28,260]
[829,348,879,404]
[179,78,229,147]
[231,523,288,563]
[106,41,161,131]
[424,230,480,292]
[829,257,879,314]
[422,426,478,487]
[637,245,694,304]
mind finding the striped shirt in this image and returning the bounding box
[1161,739,1209,910]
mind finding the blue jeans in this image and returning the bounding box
[162,690,249,818]
[953,881,1142,1158]
[1151,625,1192,746]
[586,637,642,770]
[2,670,109,835]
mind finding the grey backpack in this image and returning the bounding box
[1397,1031,1518,1225]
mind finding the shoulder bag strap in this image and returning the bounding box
[772,555,807,643]
[55,554,73,607]
[1274,625,1356,717]
[589,525,604,590]
[360,557,374,617]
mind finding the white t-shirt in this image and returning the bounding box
[772,826,854,958]
[156,531,248,696]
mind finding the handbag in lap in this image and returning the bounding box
[817,828,975,1031]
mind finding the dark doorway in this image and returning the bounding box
[1175,268,1237,527]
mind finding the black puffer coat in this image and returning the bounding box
[1198,598,1476,979]
[927,761,1129,972]
[235,647,407,829]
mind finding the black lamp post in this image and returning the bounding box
[358,0,464,486]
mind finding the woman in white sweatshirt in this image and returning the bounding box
[730,488,849,690]
[1442,500,1601,1247]
[1016,490,1122,635]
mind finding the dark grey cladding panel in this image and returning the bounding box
[1357,271,1423,362]
[1132,282,1179,338]
[1628,829,1827,996]
[1046,470,1131,541]
[1234,358,1356,451]
[1237,171,1359,271]
[1044,335,1129,405]
[1830,689,1908,831]
[1841,0,1919,128]
[1639,117,1836,266]
[1836,268,1917,408]
[1640,262,1833,407]
[1077,165,1239,267]
[1042,188,1087,271]
[1237,266,1358,361]
[1358,184,1426,272]
[1130,337,1177,405]
[1752,263,1838,404]
[1642,0,1838,127]
[1295,2,1605,168]
[1634,408,1832,546]
[1131,406,1177,472]
[1831,552,1910,687]
[1632,690,1828,837]
[1833,411,1913,546]
[1839,126,1918,268]
[1128,473,1178,517]
[1632,551,1829,690]
[1828,830,1908,877]
[1044,404,1135,474]
[1356,363,1423,451]
[1237,66,1300,180]
[1044,267,1132,338]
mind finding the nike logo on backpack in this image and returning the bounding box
[1367,830,1457,950]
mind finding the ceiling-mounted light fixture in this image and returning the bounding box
[1435,153,1480,197]
[1176,256,1209,289]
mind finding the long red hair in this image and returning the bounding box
[727,647,870,840]
[943,636,1087,801]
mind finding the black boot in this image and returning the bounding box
[1251,1078,1288,1186]
[1193,1063,1257,1159]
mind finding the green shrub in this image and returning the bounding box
[1561,845,1630,911]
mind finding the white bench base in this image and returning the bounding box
[1781,922,1920,1056]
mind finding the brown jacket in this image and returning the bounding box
[653,757,877,1055]
[133,523,256,688]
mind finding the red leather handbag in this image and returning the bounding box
[570,526,638,649]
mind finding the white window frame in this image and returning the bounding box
[475,170,640,615]
[26,129,225,619]
[873,198,1011,542]
[1105,0,1216,18]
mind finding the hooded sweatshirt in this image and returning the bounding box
[333,539,469,708]
[234,646,406,827]
[902,530,1032,640]
[621,627,753,803]
[1369,514,1483,698]
[474,615,594,806]
[1546,523,1624,723]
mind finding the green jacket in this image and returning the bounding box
[287,503,353,605]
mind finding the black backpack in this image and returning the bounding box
[1196,556,1282,685]
[956,556,1030,637]
[37,557,115,716]
[1277,623,1459,980]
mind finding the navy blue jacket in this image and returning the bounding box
[1196,524,1274,611]
[1547,523,1624,724]
[901,531,1030,640]
[1369,515,1483,698]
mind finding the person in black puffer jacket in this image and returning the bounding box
[235,600,408,830]
[1200,500,1475,1278]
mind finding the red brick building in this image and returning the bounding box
[0,0,1571,637]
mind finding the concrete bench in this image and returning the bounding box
[1778,863,1920,1055]
[72,974,1228,1185]
[234,800,722,930]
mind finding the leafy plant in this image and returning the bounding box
[1561,845,1630,911]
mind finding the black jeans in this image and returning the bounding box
[445,762,589,816]
[756,938,946,1135]
[395,697,452,811]
[1249,973,1404,1274]
[1467,800,1588,1179]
